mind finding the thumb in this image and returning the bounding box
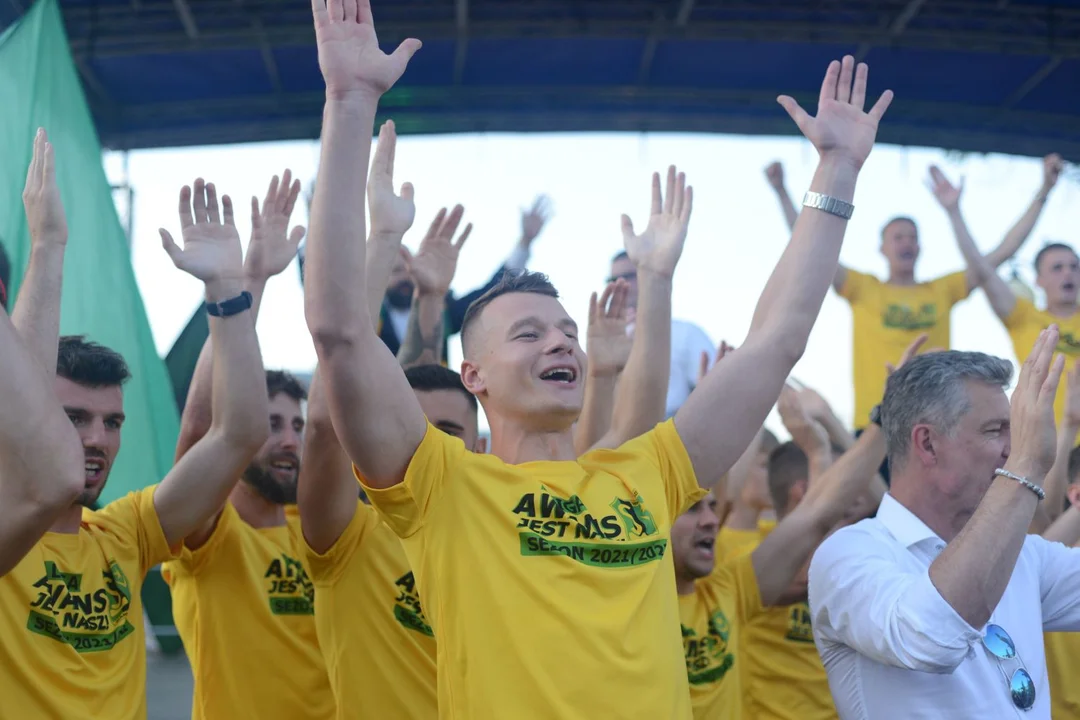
[776,96,810,134]
[160,229,182,265]
[289,226,306,246]
[251,196,260,227]
[400,181,415,203]
[391,38,422,68]
[620,214,635,242]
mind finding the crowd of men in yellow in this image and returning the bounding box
[0,1,1076,719]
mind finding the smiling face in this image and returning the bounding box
[461,291,584,433]
[242,392,304,505]
[54,376,126,508]
[672,491,721,582]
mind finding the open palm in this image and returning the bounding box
[587,280,632,377]
[408,205,470,296]
[927,166,962,210]
[778,56,893,170]
[22,129,67,245]
[621,165,693,278]
[368,120,416,236]
[245,169,305,279]
[161,179,244,283]
[312,0,421,99]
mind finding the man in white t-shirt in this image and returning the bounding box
[609,250,715,417]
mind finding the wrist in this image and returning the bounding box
[999,460,1045,488]
[369,229,405,245]
[204,276,247,303]
[634,265,676,283]
[414,287,448,302]
[587,365,621,380]
[324,89,380,110]
[809,157,859,203]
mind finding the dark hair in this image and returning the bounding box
[404,364,477,410]
[460,271,560,357]
[1067,445,1080,486]
[612,251,629,263]
[881,216,917,239]
[56,335,131,387]
[1033,242,1078,274]
[266,370,307,402]
[0,240,10,310]
[759,427,780,456]
[767,441,809,515]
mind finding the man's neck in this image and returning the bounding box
[49,505,85,535]
[886,270,917,286]
[1046,299,1079,319]
[230,484,287,529]
[888,481,963,543]
[487,418,578,465]
[676,573,697,596]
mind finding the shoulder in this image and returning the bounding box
[811,519,894,571]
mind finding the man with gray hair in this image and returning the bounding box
[809,327,1080,719]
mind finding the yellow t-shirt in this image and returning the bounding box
[303,500,437,720]
[360,419,705,719]
[162,502,334,720]
[840,269,970,426]
[717,525,762,562]
[1046,633,1080,718]
[680,552,763,720]
[0,486,177,719]
[1005,297,1080,423]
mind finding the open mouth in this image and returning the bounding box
[1063,282,1076,293]
[269,456,299,474]
[539,366,578,385]
[899,251,916,261]
[694,537,715,555]
[84,457,106,485]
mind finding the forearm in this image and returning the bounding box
[820,411,855,450]
[397,292,445,367]
[944,207,995,289]
[929,471,1040,628]
[306,97,379,346]
[773,184,799,232]
[574,373,617,455]
[1033,423,1078,529]
[11,244,65,375]
[1043,506,1080,546]
[987,184,1052,268]
[365,232,404,332]
[609,270,671,440]
[805,424,886,526]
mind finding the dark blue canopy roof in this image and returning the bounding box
[5,0,1080,157]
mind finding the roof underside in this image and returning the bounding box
[5,0,1080,157]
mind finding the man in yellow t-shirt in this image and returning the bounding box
[305,22,892,715]
[301,365,486,719]
[162,171,335,720]
[766,155,1062,429]
[1044,446,1080,719]
[1,160,270,718]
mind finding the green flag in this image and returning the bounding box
[0,0,180,504]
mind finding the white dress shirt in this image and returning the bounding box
[626,318,714,418]
[809,493,1080,719]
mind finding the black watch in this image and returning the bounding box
[205,291,253,318]
[869,404,883,427]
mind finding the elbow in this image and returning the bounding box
[45,425,86,509]
[753,322,808,368]
[216,413,270,456]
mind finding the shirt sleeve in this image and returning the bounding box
[704,553,764,623]
[95,485,181,574]
[303,501,379,586]
[837,269,873,304]
[166,503,238,577]
[356,422,467,539]
[933,270,972,305]
[1004,295,1038,331]
[808,526,981,673]
[716,526,761,562]
[1031,536,1080,632]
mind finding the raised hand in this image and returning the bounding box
[1062,359,1080,430]
[22,129,67,246]
[161,179,244,284]
[586,279,632,378]
[777,385,830,453]
[927,166,963,211]
[698,340,733,386]
[406,205,471,297]
[245,170,305,280]
[520,195,553,247]
[1043,153,1064,191]
[778,55,893,170]
[793,385,834,424]
[621,165,693,278]
[1009,326,1066,480]
[885,333,929,375]
[764,161,785,190]
[368,120,416,238]
[311,0,421,100]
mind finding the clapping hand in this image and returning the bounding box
[311,0,421,101]
[406,205,471,297]
[586,280,632,378]
[778,55,893,170]
[927,166,963,211]
[1008,326,1066,480]
[161,179,245,285]
[777,385,830,454]
[22,129,67,246]
[520,195,553,247]
[621,165,693,278]
[369,120,416,239]
[244,170,305,281]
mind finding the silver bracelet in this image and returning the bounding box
[994,468,1046,501]
[803,191,854,220]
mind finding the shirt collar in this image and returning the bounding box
[877,493,943,549]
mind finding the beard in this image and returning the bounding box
[385,282,414,309]
[77,484,106,509]
[242,463,298,505]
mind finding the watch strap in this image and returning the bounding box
[205,291,253,318]
[803,191,854,220]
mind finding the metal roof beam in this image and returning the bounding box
[453,0,468,84]
[854,0,928,62]
[1002,55,1063,109]
[172,0,199,38]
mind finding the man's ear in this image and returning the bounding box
[460,359,485,396]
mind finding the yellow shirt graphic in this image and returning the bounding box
[1004,298,1080,423]
[680,553,763,720]
[303,500,437,720]
[1046,633,1080,719]
[839,270,969,426]
[359,419,705,719]
[163,502,334,720]
[0,486,177,719]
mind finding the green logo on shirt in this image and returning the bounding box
[684,608,735,684]
[785,602,814,644]
[264,554,315,615]
[393,571,433,637]
[882,303,938,330]
[25,560,136,653]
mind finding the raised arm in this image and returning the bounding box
[790,381,855,451]
[927,166,1017,319]
[675,56,893,488]
[574,280,631,454]
[174,171,303,462]
[592,166,692,449]
[303,0,426,489]
[153,180,270,548]
[1031,359,1080,533]
[13,129,68,373]
[983,154,1063,269]
[397,206,470,367]
[366,119,417,326]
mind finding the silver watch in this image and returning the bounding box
[803,191,854,220]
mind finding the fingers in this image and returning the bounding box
[588,291,599,323]
[289,226,307,246]
[673,170,687,219]
[716,340,731,363]
[343,0,357,22]
[160,229,182,265]
[868,89,894,123]
[251,196,261,228]
[263,174,280,216]
[650,172,662,217]
[372,122,393,178]
[453,223,473,251]
[42,138,56,191]
[818,59,841,108]
[206,183,221,224]
[1042,353,1067,407]
[663,166,676,216]
[899,333,929,367]
[424,207,448,241]
[400,182,415,203]
[356,0,372,24]
[776,96,811,135]
[385,120,397,170]
[620,214,635,242]
[439,204,465,241]
[699,351,709,384]
[851,62,868,110]
[681,186,693,225]
[598,282,615,316]
[221,195,234,227]
[283,177,301,218]
[836,56,854,104]
[390,38,422,68]
[278,169,294,212]
[192,178,208,224]
[179,185,194,229]
[25,129,43,193]
[327,0,343,22]
[611,279,628,318]
[311,0,327,20]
